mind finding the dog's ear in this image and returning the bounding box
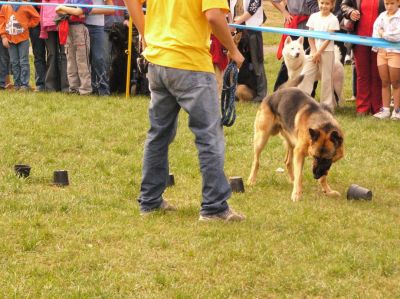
[285,36,292,45]
[298,36,304,45]
[330,130,343,147]
[309,128,320,143]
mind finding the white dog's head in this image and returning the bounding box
[282,36,305,60]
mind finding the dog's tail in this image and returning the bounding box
[278,74,304,90]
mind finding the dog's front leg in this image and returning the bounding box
[291,147,305,201]
[247,119,270,186]
[318,175,340,197]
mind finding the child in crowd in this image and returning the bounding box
[56,0,93,95]
[372,0,400,120]
[298,0,340,110]
[0,1,40,91]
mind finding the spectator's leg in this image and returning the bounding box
[0,40,9,88]
[369,49,382,114]
[298,56,318,97]
[320,51,335,109]
[8,44,21,88]
[18,40,30,88]
[87,25,110,96]
[75,25,92,95]
[65,29,80,93]
[29,25,46,91]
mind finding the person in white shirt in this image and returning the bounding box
[298,0,339,110]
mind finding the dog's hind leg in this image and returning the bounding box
[247,110,274,186]
[318,175,340,197]
[284,141,294,182]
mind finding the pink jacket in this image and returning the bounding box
[40,0,64,38]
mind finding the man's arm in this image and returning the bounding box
[123,0,144,36]
[205,8,244,68]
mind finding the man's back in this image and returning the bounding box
[143,0,228,72]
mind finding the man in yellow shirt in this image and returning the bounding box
[124,0,245,221]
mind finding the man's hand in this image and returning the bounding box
[228,48,244,69]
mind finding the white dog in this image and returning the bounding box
[282,36,345,107]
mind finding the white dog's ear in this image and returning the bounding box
[285,36,292,45]
[298,36,304,45]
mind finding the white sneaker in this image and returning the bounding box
[391,109,400,120]
[373,108,391,119]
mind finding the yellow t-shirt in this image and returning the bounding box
[142,0,229,73]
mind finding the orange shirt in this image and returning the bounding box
[0,5,40,44]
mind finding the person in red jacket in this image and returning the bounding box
[0,2,40,90]
[341,0,385,116]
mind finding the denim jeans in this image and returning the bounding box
[103,29,112,80]
[138,64,231,215]
[29,25,46,90]
[8,40,30,88]
[87,25,110,95]
[0,40,9,88]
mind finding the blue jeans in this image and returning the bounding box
[8,40,30,88]
[0,39,9,88]
[30,25,46,90]
[103,28,112,80]
[87,25,110,95]
[138,64,231,215]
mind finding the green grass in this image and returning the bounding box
[1,49,400,297]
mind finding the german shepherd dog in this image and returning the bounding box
[247,76,344,201]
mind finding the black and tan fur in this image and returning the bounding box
[247,76,344,201]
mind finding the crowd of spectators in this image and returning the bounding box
[0,0,132,95]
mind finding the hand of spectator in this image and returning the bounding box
[123,19,129,27]
[350,10,360,21]
[378,28,384,38]
[2,37,9,49]
[312,51,321,64]
[233,16,243,24]
[282,10,293,25]
[228,48,244,69]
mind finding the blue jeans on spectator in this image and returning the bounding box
[8,40,30,88]
[30,25,46,91]
[0,39,9,88]
[87,24,110,95]
[103,28,112,81]
[138,64,231,215]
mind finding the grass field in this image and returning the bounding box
[1,4,400,297]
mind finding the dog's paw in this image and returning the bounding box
[247,178,256,186]
[325,190,341,197]
[291,191,302,202]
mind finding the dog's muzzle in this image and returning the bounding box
[312,157,332,179]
